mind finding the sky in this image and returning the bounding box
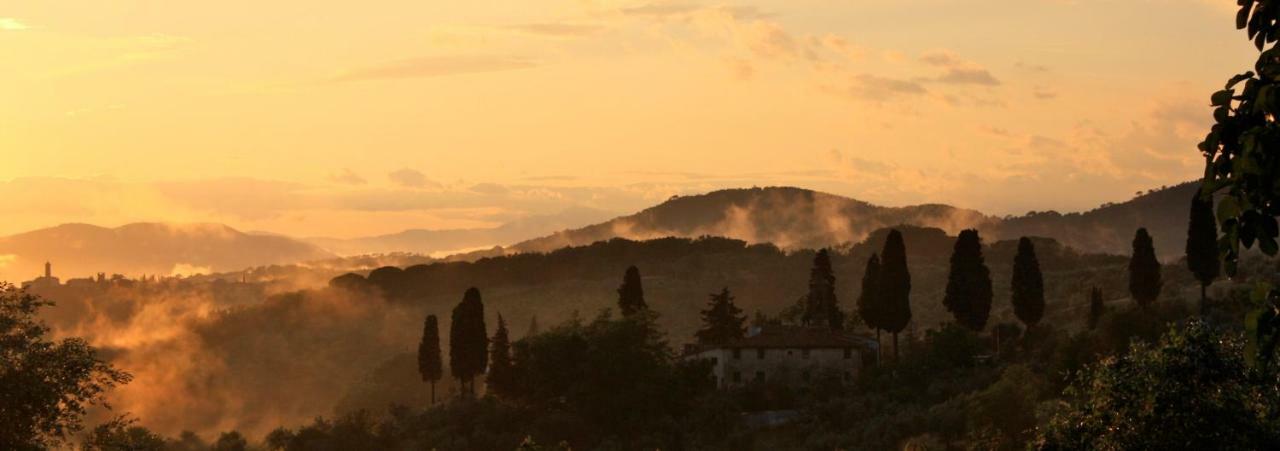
[0,0,1257,238]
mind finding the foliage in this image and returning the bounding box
[1011,237,1046,329]
[1185,189,1221,312]
[617,265,647,316]
[1036,320,1280,450]
[879,229,913,357]
[450,287,488,396]
[1128,228,1163,308]
[856,253,882,337]
[487,314,516,397]
[417,314,442,402]
[695,287,746,345]
[944,230,993,332]
[1197,0,1280,275]
[802,249,844,329]
[0,283,131,450]
[1087,287,1105,331]
[80,416,166,451]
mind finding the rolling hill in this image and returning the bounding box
[0,222,335,282]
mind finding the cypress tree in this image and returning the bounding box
[696,287,747,345]
[1011,237,1046,330]
[1129,228,1163,309]
[526,315,540,339]
[1186,190,1221,315]
[1087,287,1105,331]
[943,229,993,332]
[449,287,488,397]
[487,314,514,398]
[856,253,883,354]
[617,265,647,316]
[417,314,443,404]
[879,229,913,360]
[803,249,844,329]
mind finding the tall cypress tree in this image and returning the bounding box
[879,229,912,360]
[1087,287,1105,331]
[617,265,647,316]
[417,314,443,404]
[525,315,540,339]
[856,253,883,352]
[943,229,993,332]
[1186,191,1221,314]
[486,314,514,398]
[1011,237,1046,330]
[696,287,747,345]
[449,287,488,397]
[803,249,844,329]
[1129,228,1163,309]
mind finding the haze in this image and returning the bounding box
[0,0,1248,239]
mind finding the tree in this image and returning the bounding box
[79,417,164,451]
[450,287,488,397]
[943,229,993,332]
[879,229,913,360]
[856,253,883,355]
[487,314,515,398]
[1186,190,1221,315]
[695,287,746,345]
[213,431,249,451]
[526,315,540,338]
[1128,228,1163,309]
[418,314,443,404]
[1087,287,1105,331]
[803,249,844,329]
[1036,321,1280,450]
[1197,1,1280,276]
[1011,237,1046,330]
[0,284,131,449]
[617,265,647,316]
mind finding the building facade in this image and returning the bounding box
[686,325,877,389]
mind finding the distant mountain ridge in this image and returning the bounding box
[0,222,335,282]
[505,183,1199,261]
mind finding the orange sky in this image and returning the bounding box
[0,0,1256,238]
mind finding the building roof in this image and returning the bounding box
[693,325,877,352]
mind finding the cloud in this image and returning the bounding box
[506,23,603,37]
[920,50,1000,85]
[1033,86,1058,100]
[843,74,928,101]
[328,169,367,185]
[621,2,702,18]
[333,56,537,83]
[0,18,28,31]
[387,168,439,189]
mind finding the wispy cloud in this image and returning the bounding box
[328,169,366,185]
[0,18,28,31]
[506,23,603,37]
[920,50,1000,86]
[333,56,537,83]
[387,168,440,189]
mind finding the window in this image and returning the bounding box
[757,348,766,359]
[710,357,718,365]
[732,348,741,360]
[754,371,765,382]
[843,347,853,359]
[801,348,811,359]
[802,371,811,382]
[732,371,741,383]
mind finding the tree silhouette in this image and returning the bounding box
[487,314,515,398]
[617,266,647,316]
[695,287,746,345]
[856,253,883,353]
[526,315,540,339]
[0,284,131,449]
[803,249,844,329]
[943,229,993,332]
[879,229,913,360]
[1129,228,1163,309]
[1198,1,1280,275]
[1088,287,1105,331]
[450,287,488,397]
[417,314,443,404]
[1011,237,1045,330]
[1186,190,1221,315]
